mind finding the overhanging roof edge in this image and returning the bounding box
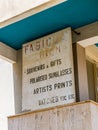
[0,0,66,28]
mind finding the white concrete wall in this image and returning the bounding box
[0,58,15,130]
[13,50,22,114]
[8,101,96,130]
[0,42,22,114]
[0,0,49,22]
[0,42,17,63]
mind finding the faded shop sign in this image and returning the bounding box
[22,28,76,111]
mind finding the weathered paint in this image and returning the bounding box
[22,28,75,111]
[8,101,98,130]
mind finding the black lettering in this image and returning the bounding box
[65,80,72,87]
[50,59,62,67]
[36,74,47,83]
[60,96,67,101]
[60,68,72,76]
[54,82,65,90]
[27,64,45,74]
[39,99,45,105]
[30,78,35,84]
[33,88,39,94]
[33,85,52,95]
[25,45,29,54]
[30,44,34,52]
[57,59,62,65]
[38,96,59,106]
[36,41,40,51]
[68,94,75,100]
[49,71,59,79]
[46,37,52,48]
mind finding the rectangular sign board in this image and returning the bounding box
[22,28,76,111]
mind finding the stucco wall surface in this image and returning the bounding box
[0,0,49,22]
